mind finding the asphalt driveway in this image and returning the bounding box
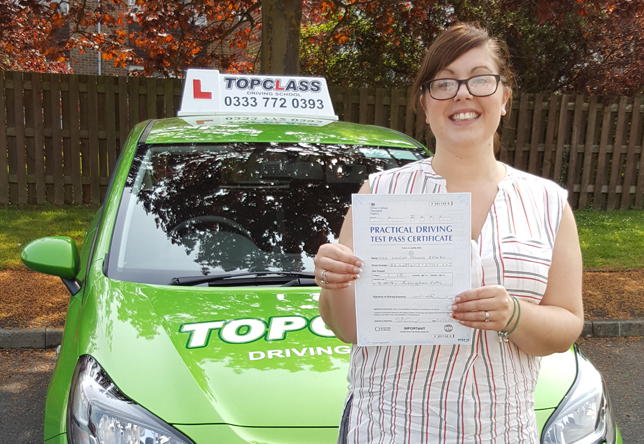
[0,349,57,443]
[1,339,642,443]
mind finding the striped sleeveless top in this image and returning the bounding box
[341,157,568,444]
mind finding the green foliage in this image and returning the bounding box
[300,0,644,99]
[575,210,644,270]
[0,206,99,269]
[447,0,590,93]
[300,4,428,88]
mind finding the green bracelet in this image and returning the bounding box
[498,297,521,343]
[504,296,518,329]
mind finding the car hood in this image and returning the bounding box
[78,269,573,428]
[79,272,350,427]
[534,347,577,412]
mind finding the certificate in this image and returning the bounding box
[352,193,473,346]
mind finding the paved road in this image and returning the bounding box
[0,348,57,443]
[0,339,642,443]
[578,337,644,443]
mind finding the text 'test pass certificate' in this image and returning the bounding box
[352,193,472,346]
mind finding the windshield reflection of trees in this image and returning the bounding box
[128,143,419,275]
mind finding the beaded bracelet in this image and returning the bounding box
[498,296,521,343]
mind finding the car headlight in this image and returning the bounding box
[67,355,194,444]
[542,347,616,444]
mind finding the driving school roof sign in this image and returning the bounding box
[178,69,338,120]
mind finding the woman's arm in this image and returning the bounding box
[315,181,370,343]
[507,203,584,354]
[451,203,584,356]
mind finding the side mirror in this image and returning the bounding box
[21,237,81,294]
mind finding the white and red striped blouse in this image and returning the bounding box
[341,157,568,444]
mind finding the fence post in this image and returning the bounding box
[566,95,585,209]
[88,76,101,205]
[0,72,8,205]
[118,76,129,152]
[527,93,543,175]
[68,75,82,204]
[607,97,628,210]
[513,93,529,171]
[593,103,613,210]
[635,100,644,208]
[164,78,175,117]
[578,96,599,210]
[374,88,386,127]
[105,77,117,185]
[541,94,559,180]
[50,74,64,205]
[553,94,570,186]
[359,88,368,124]
[13,72,27,204]
[621,96,642,210]
[390,89,401,132]
[32,73,46,204]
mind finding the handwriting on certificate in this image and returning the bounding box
[352,193,473,346]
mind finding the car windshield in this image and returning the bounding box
[107,142,427,285]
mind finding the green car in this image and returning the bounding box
[22,71,621,444]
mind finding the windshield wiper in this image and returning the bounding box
[220,183,290,190]
[170,271,317,287]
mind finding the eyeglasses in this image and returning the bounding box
[422,74,506,100]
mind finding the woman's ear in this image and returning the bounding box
[501,88,511,116]
[419,92,430,124]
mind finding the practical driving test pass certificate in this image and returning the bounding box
[352,193,472,346]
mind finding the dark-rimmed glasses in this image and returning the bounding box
[422,75,506,100]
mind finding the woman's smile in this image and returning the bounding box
[449,110,481,122]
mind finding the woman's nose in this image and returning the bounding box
[454,82,472,100]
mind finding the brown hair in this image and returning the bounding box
[412,23,516,153]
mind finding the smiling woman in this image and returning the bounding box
[314,23,584,444]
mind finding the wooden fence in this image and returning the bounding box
[1,70,643,209]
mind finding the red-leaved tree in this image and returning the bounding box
[0,0,71,73]
[1,0,643,98]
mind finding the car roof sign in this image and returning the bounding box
[178,69,338,121]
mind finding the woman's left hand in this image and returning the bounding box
[450,285,515,331]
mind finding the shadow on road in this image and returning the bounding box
[0,349,57,443]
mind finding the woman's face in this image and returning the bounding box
[420,44,509,153]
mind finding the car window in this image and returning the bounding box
[107,142,427,285]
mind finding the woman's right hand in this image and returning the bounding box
[314,243,363,290]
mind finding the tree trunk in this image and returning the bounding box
[260,0,302,75]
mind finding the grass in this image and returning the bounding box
[0,206,643,271]
[0,205,99,269]
[575,210,644,270]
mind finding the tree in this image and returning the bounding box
[0,0,263,77]
[260,0,302,74]
[300,0,437,88]
[66,0,262,77]
[299,0,644,98]
[448,0,644,97]
[560,0,644,98]
[2,0,643,98]
[0,0,70,73]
